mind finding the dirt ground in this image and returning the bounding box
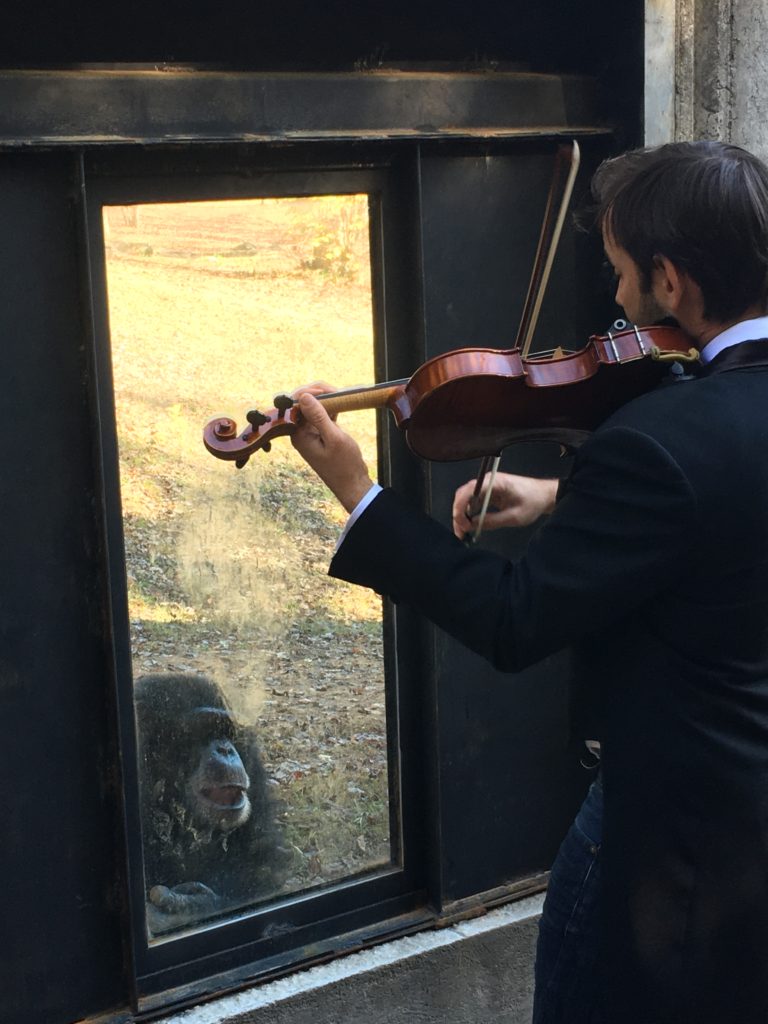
[104,195,393,897]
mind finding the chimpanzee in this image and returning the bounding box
[134,672,293,933]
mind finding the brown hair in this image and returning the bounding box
[588,141,768,322]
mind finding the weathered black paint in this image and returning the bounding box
[1,1,639,87]
[417,145,615,900]
[0,152,128,1019]
[0,69,607,147]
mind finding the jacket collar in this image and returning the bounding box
[700,337,768,377]
[699,315,768,364]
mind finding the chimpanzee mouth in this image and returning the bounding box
[200,785,247,809]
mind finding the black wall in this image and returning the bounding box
[0,153,128,1021]
[1,1,642,145]
[3,3,636,73]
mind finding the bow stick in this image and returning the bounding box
[465,140,581,543]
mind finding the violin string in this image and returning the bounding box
[317,379,409,400]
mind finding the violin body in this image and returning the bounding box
[397,324,696,460]
[203,325,698,467]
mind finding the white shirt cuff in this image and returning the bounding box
[334,483,383,553]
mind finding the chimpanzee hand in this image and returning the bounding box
[147,881,219,932]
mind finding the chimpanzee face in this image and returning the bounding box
[182,706,252,832]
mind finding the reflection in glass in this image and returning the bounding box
[103,196,391,937]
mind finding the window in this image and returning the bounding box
[103,192,395,938]
[89,158,431,1001]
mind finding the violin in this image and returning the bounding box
[203,139,698,505]
[202,323,699,468]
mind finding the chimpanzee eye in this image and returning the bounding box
[184,706,237,743]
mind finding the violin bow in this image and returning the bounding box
[517,140,581,359]
[466,140,581,544]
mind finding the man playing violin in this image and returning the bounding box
[290,140,768,1023]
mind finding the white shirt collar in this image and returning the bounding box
[699,316,768,364]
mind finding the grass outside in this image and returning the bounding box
[104,195,392,894]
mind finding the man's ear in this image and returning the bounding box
[651,253,687,314]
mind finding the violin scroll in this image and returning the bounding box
[204,400,302,467]
[204,380,408,465]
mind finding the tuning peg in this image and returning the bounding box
[273,394,295,415]
[246,409,270,428]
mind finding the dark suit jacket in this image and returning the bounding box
[330,340,768,1023]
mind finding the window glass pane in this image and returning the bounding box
[103,195,392,939]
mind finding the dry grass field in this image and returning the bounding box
[103,195,392,903]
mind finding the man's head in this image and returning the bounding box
[591,141,768,328]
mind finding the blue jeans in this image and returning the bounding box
[532,775,604,1024]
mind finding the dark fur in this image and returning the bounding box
[134,672,291,931]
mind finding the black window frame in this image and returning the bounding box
[85,145,435,1005]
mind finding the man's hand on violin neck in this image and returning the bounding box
[451,473,559,539]
[290,392,374,513]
